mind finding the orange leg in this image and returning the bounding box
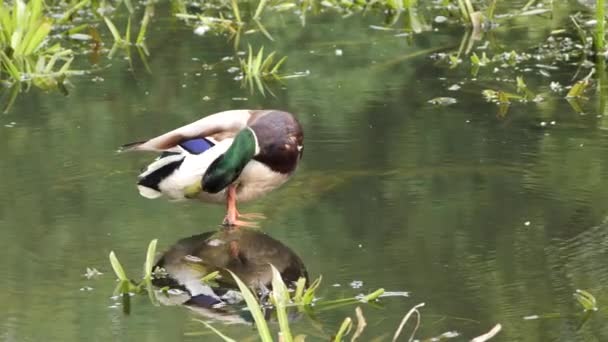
[229,240,240,259]
[222,185,260,228]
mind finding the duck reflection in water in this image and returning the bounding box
[152,228,308,324]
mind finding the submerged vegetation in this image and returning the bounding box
[0,0,79,111]
[0,0,606,106]
[108,239,508,341]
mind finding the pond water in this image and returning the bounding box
[1,1,608,341]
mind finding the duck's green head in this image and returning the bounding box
[202,128,258,193]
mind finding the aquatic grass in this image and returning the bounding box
[0,0,52,57]
[103,15,132,45]
[136,4,155,46]
[333,317,352,341]
[108,239,159,294]
[200,270,221,285]
[143,239,158,281]
[271,265,293,341]
[57,0,90,24]
[231,0,243,25]
[200,268,381,341]
[0,0,80,92]
[109,251,129,283]
[0,84,20,113]
[455,0,482,29]
[597,0,605,55]
[297,275,321,305]
[240,45,287,95]
[574,289,598,312]
[567,69,595,99]
[227,269,273,342]
[253,0,270,21]
[109,242,488,341]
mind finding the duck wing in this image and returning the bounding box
[120,110,255,152]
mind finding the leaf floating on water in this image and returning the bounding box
[566,79,590,98]
[574,289,598,311]
[428,97,457,106]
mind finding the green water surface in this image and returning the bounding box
[1,1,608,341]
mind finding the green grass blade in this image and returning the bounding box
[103,16,122,43]
[360,288,384,302]
[597,0,605,53]
[230,0,242,25]
[567,80,589,98]
[123,0,134,13]
[27,0,43,30]
[334,317,353,341]
[456,0,470,22]
[301,276,322,305]
[194,319,237,342]
[2,84,20,114]
[254,46,264,76]
[270,56,287,75]
[227,270,273,342]
[574,289,598,311]
[201,270,220,284]
[43,52,60,73]
[254,69,266,95]
[125,16,132,45]
[59,0,90,24]
[254,19,274,41]
[271,265,293,342]
[253,0,269,20]
[109,251,129,282]
[261,51,276,72]
[143,239,157,280]
[486,0,498,20]
[20,18,52,56]
[0,51,21,80]
[293,277,306,302]
[247,44,253,73]
[58,57,73,74]
[136,5,153,45]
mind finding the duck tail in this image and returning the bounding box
[117,140,148,153]
[137,154,185,199]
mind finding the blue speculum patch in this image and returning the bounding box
[179,138,215,154]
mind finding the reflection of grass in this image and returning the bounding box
[108,239,159,313]
[240,45,286,95]
[597,0,605,54]
[208,266,385,341]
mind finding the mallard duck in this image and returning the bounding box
[152,229,308,324]
[153,228,308,293]
[122,110,304,227]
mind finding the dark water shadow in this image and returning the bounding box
[151,228,308,324]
